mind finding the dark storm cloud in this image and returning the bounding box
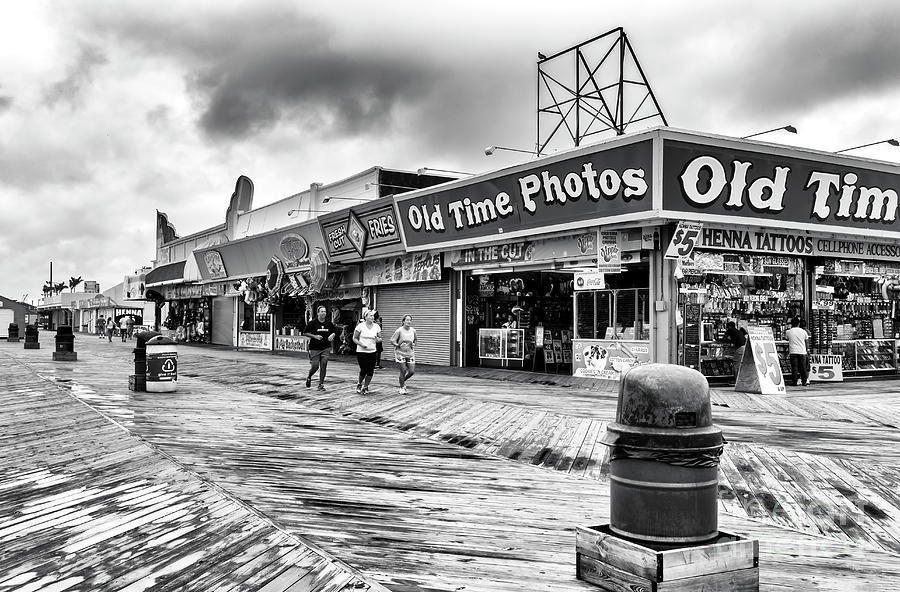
[43,43,108,107]
[74,5,441,140]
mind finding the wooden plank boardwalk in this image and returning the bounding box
[2,335,899,590]
[0,350,387,592]
[164,349,900,555]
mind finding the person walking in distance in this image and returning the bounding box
[373,311,385,369]
[105,316,115,342]
[119,315,129,342]
[390,314,417,394]
[302,305,337,391]
[353,310,381,395]
[785,316,810,387]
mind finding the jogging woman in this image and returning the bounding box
[353,310,381,395]
[390,314,417,394]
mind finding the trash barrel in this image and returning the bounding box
[130,330,161,391]
[7,323,19,342]
[601,364,724,546]
[53,326,77,361]
[24,324,40,349]
[145,335,177,392]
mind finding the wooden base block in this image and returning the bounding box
[576,524,758,591]
[24,343,40,349]
[52,351,78,361]
[129,374,146,392]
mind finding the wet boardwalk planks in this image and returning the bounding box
[2,337,900,590]
[166,352,900,555]
[0,353,385,592]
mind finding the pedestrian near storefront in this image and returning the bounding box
[390,314,417,395]
[373,311,385,369]
[303,306,337,391]
[720,321,746,361]
[119,316,129,342]
[353,310,381,395]
[785,316,810,387]
[96,316,105,339]
[126,315,134,339]
[105,316,115,342]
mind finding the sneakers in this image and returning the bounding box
[356,383,362,394]
[399,386,407,395]
[305,376,311,389]
[317,384,326,391]
[802,381,809,387]
[362,387,369,395]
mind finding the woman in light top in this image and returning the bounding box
[353,310,381,395]
[390,314,417,395]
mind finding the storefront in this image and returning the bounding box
[386,128,900,381]
[448,231,646,373]
[318,198,458,363]
[394,136,658,373]
[660,132,900,380]
[193,219,335,352]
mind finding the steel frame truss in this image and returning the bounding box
[537,27,667,156]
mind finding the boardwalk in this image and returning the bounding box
[1,334,899,590]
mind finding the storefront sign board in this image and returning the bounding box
[398,140,653,249]
[809,354,844,382]
[699,225,900,261]
[664,140,900,236]
[274,335,309,353]
[321,204,402,260]
[363,252,442,285]
[238,331,271,350]
[574,271,605,291]
[572,339,651,380]
[163,283,226,300]
[734,327,786,395]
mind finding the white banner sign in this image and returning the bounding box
[809,354,844,382]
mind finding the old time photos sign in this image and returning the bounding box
[396,140,653,249]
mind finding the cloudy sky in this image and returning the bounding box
[2,0,900,303]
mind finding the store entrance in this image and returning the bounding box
[464,270,574,371]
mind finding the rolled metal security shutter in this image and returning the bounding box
[211,296,234,346]
[375,279,452,366]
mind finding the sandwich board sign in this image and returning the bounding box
[734,326,786,395]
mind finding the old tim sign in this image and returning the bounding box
[396,140,653,249]
[664,140,900,234]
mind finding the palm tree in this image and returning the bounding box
[53,282,66,295]
[69,276,83,293]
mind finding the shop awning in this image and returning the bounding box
[145,261,187,287]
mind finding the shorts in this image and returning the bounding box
[395,353,416,364]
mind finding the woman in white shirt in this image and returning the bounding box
[390,315,417,395]
[353,310,381,395]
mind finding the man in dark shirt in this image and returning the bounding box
[721,321,746,361]
[303,305,337,390]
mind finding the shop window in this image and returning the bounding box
[241,301,270,332]
[575,288,649,340]
[165,298,212,343]
[677,251,804,379]
[811,262,900,373]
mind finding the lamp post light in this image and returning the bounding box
[417,167,472,177]
[741,125,797,139]
[835,138,900,154]
[484,145,539,156]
